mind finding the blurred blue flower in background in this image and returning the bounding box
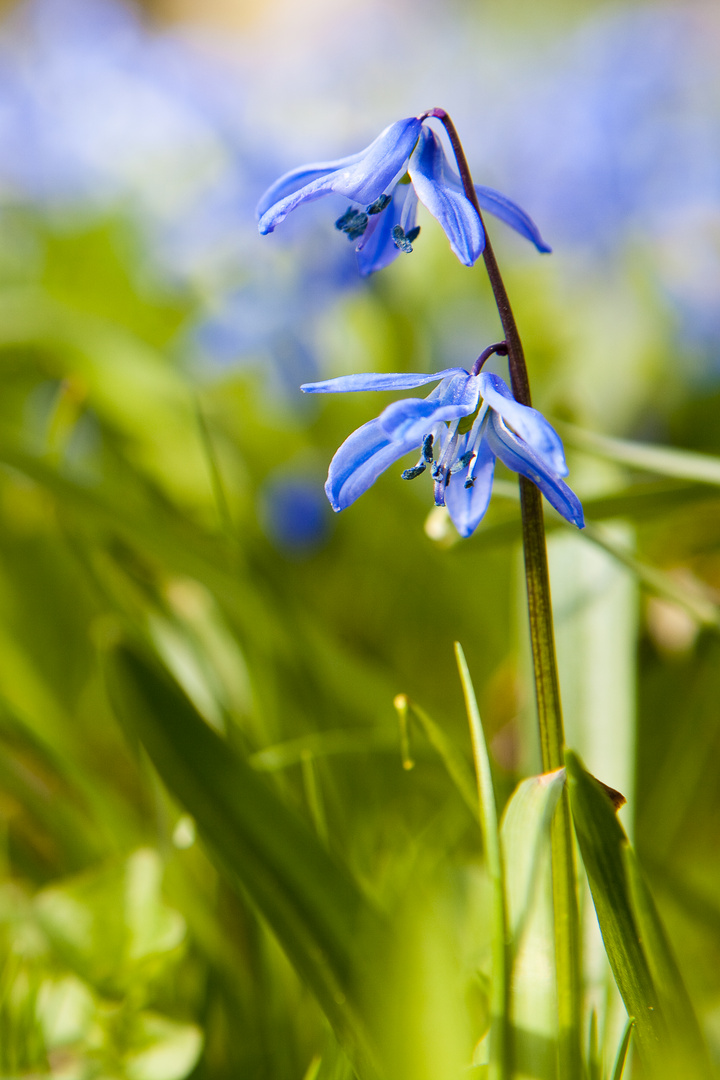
[258,117,550,274]
[259,472,332,555]
[0,0,360,379]
[0,0,718,381]
[0,0,244,213]
[499,6,719,252]
[302,364,583,537]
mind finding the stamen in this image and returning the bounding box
[366,194,391,215]
[335,207,357,230]
[433,419,464,506]
[345,213,369,240]
[392,225,414,253]
[402,434,434,481]
[451,450,475,473]
[463,407,490,488]
[406,226,420,243]
[335,208,369,240]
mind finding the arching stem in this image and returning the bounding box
[426,107,582,1080]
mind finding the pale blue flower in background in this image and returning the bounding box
[1,0,718,377]
[0,0,231,210]
[0,0,358,378]
[259,473,332,555]
[492,6,720,251]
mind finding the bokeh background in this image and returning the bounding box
[0,0,719,1076]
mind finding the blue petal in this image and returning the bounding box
[478,372,568,476]
[301,367,468,394]
[445,437,496,537]
[257,169,354,235]
[355,185,418,276]
[330,118,422,202]
[474,185,552,253]
[485,412,584,528]
[378,373,480,441]
[408,128,485,266]
[325,416,418,512]
[256,157,364,222]
[257,117,422,235]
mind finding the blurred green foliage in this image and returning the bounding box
[0,202,720,1079]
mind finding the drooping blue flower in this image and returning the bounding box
[301,364,583,537]
[257,117,551,275]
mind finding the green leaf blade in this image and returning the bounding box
[500,768,566,1080]
[455,643,509,1080]
[104,641,386,1079]
[567,750,714,1079]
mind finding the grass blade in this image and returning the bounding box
[500,768,566,1080]
[454,643,510,1080]
[567,751,714,1079]
[562,422,720,486]
[609,1019,633,1080]
[580,522,720,630]
[501,769,565,944]
[623,847,712,1075]
[397,694,478,818]
[104,639,386,1080]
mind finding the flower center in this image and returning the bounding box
[457,400,481,435]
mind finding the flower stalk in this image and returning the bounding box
[430,107,583,1079]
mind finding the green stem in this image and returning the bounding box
[430,108,583,1078]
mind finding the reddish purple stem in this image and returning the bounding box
[420,108,532,408]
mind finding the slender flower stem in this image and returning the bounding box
[471,341,508,376]
[428,107,583,1079]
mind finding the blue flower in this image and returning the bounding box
[301,365,583,537]
[259,473,331,555]
[257,116,551,275]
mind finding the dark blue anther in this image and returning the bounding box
[335,208,369,240]
[464,477,475,489]
[335,207,357,231]
[431,461,443,480]
[458,450,474,469]
[345,213,369,240]
[402,434,434,481]
[406,226,420,243]
[366,194,391,215]
[392,225,414,253]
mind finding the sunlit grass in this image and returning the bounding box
[0,198,719,1079]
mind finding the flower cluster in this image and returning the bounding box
[257,116,550,275]
[260,112,582,537]
[301,364,583,538]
